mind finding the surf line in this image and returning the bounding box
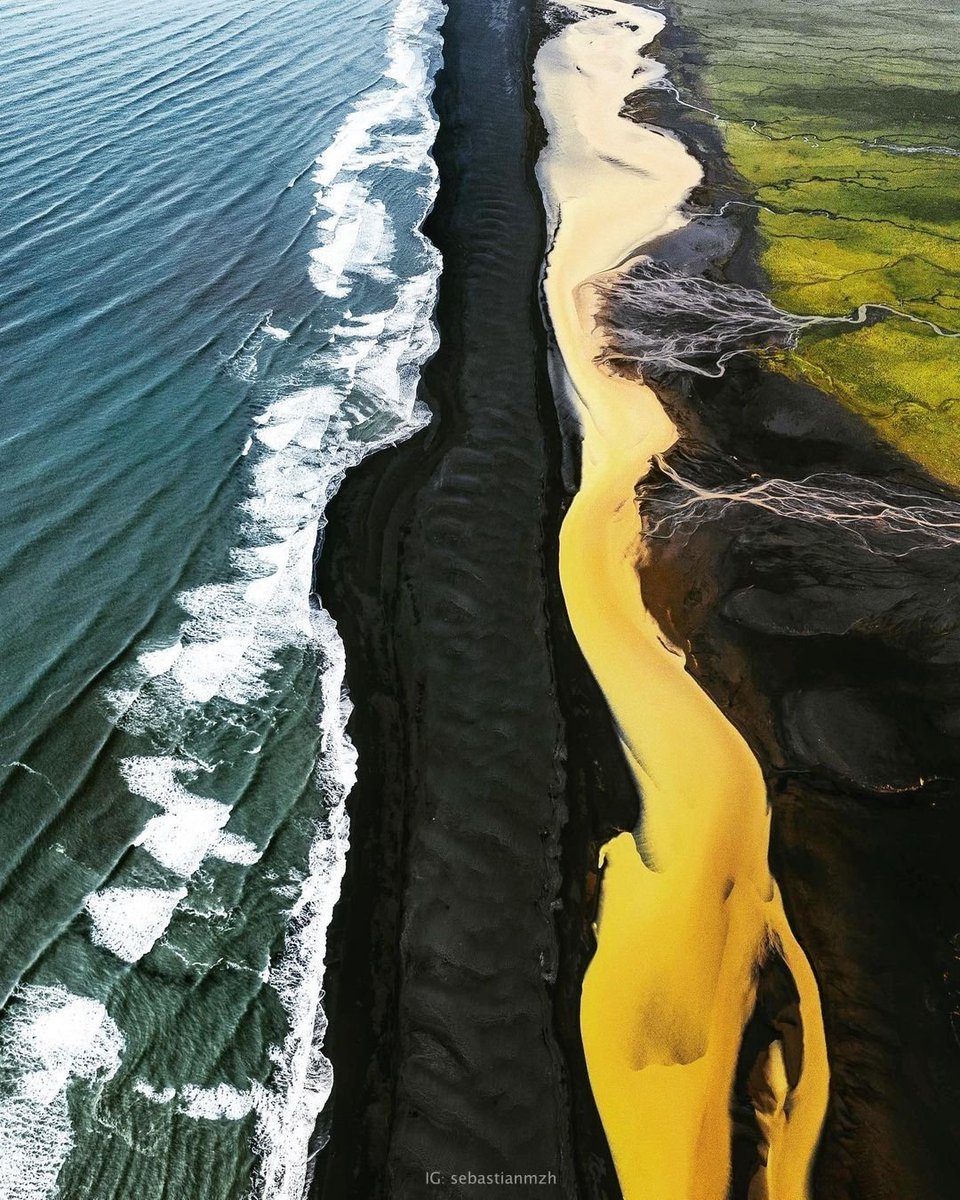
[533,4,829,1198]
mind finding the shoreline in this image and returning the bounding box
[310,0,630,1195]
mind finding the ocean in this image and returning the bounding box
[0,1,442,1196]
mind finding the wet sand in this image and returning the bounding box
[310,0,630,1196]
[534,4,827,1197]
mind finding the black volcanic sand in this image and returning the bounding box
[309,1,634,1197]
[613,9,960,1198]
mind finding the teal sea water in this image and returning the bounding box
[0,1,442,1195]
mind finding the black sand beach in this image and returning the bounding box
[311,1,631,1196]
[312,1,960,1196]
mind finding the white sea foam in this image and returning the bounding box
[138,639,183,677]
[89,0,445,1196]
[255,419,303,451]
[135,1076,257,1120]
[216,833,263,866]
[124,756,260,878]
[230,353,259,383]
[133,1079,176,1104]
[0,986,122,1200]
[85,885,188,962]
[181,1082,256,1121]
[83,755,261,960]
[248,604,353,1200]
[263,324,291,341]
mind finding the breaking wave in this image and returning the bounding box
[0,987,122,1200]
[0,1,445,1198]
[102,0,445,1191]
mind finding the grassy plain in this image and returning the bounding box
[672,0,960,482]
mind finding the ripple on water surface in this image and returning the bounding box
[0,0,443,1196]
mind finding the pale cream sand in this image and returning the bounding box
[534,4,829,1197]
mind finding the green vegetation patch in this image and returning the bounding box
[672,0,960,484]
[771,323,960,482]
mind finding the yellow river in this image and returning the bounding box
[533,4,830,1196]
